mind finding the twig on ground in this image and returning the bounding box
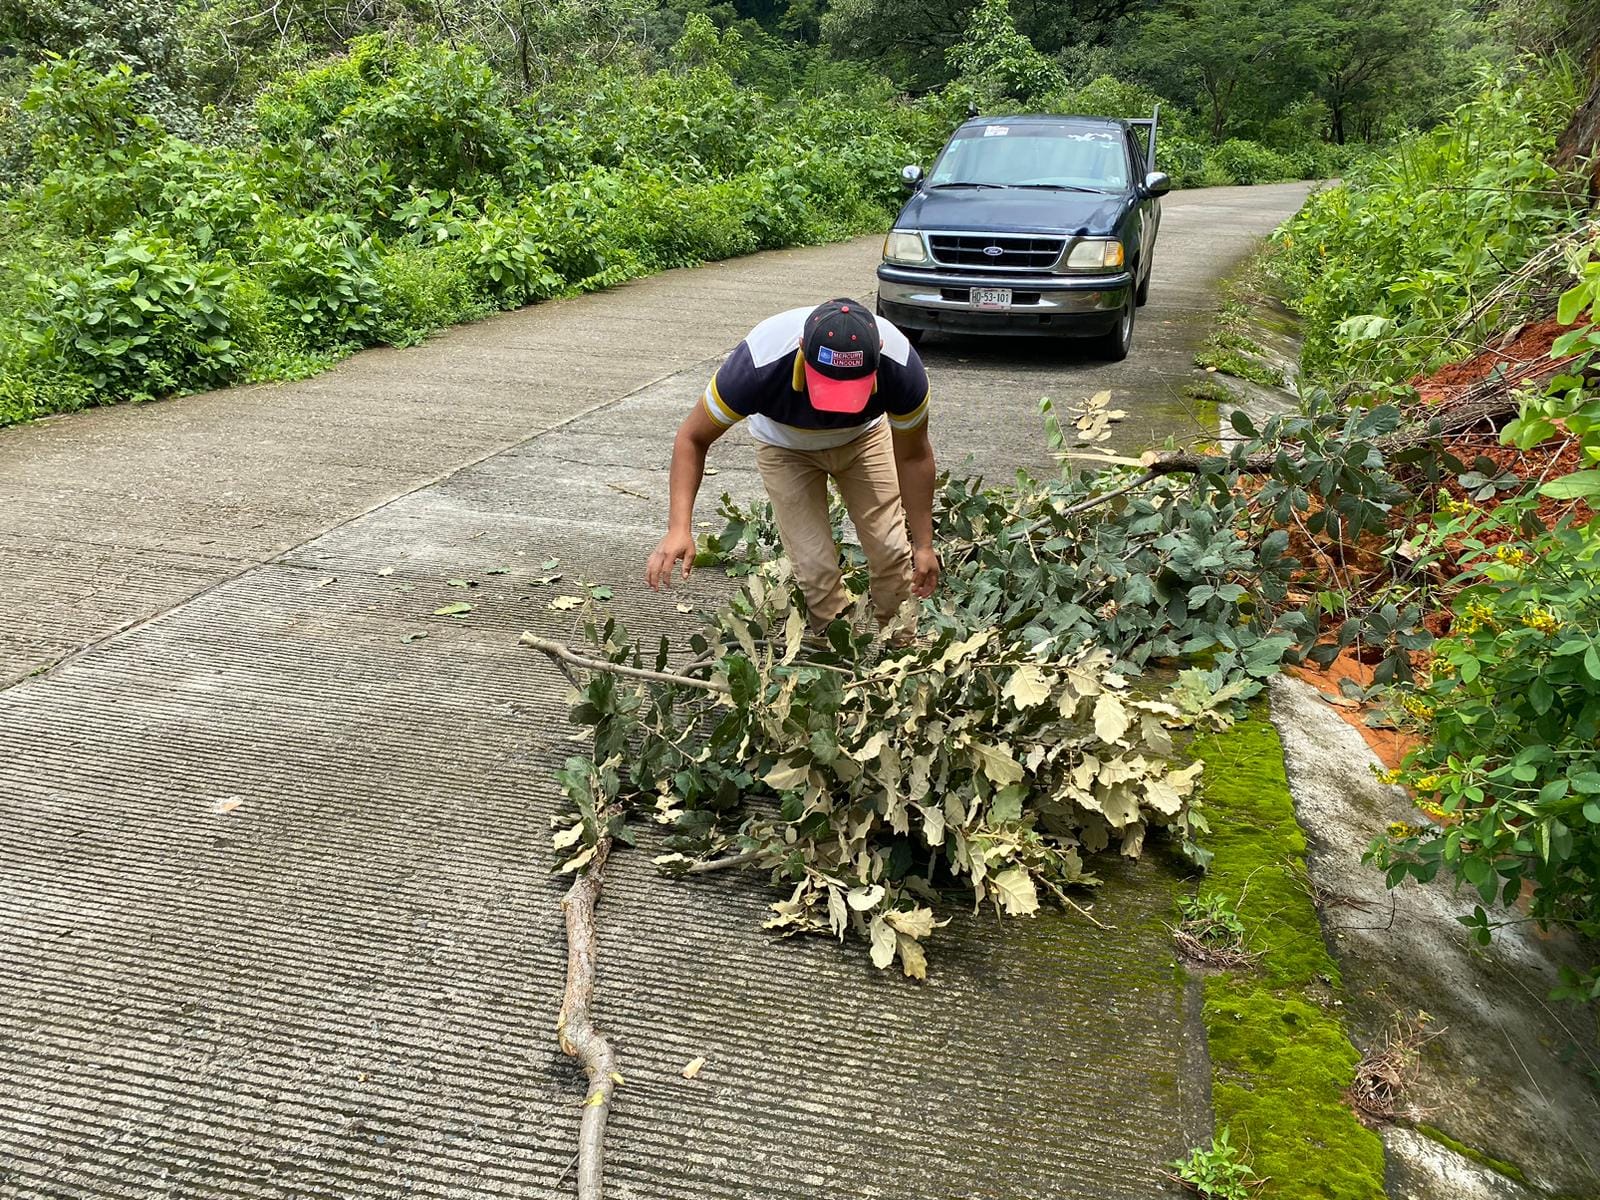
[558,834,619,1200]
[685,848,766,874]
[521,633,731,693]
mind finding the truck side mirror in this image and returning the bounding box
[1143,170,1172,197]
[900,164,924,191]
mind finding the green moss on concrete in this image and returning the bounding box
[1190,718,1335,989]
[1415,1123,1531,1186]
[1189,716,1388,1200]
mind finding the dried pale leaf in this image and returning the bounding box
[869,915,897,969]
[676,603,694,614]
[681,1056,706,1079]
[991,866,1040,916]
[551,823,585,849]
[885,907,935,940]
[609,1072,624,1086]
[1094,692,1130,743]
[313,576,336,588]
[847,884,886,911]
[782,604,806,666]
[764,761,808,791]
[433,602,473,616]
[402,631,428,644]
[377,567,395,577]
[548,595,584,611]
[214,797,244,814]
[970,741,1024,786]
[827,887,848,939]
[557,845,597,874]
[896,933,928,980]
[1002,664,1052,710]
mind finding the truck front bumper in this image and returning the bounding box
[875,264,1131,337]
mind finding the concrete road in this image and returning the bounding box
[0,182,1311,1199]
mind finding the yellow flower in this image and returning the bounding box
[1415,774,1442,791]
[1387,820,1422,839]
[1494,545,1530,567]
[1441,496,1477,518]
[1521,606,1561,635]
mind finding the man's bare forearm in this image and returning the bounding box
[666,429,709,536]
[894,438,936,550]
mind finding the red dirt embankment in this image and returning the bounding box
[1289,315,1591,771]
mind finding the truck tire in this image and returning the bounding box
[1135,260,1152,307]
[1094,294,1135,361]
[903,326,924,347]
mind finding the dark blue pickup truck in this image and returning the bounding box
[875,111,1170,360]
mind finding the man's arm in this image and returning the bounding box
[646,402,728,589]
[891,421,940,598]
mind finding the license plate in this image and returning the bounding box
[972,287,1012,311]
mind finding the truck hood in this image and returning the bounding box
[893,187,1130,236]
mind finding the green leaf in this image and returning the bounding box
[1538,470,1600,501]
[1586,645,1600,682]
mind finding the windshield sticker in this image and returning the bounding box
[983,125,1009,137]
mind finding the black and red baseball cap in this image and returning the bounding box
[803,299,879,414]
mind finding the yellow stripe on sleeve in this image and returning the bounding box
[888,392,930,431]
[703,379,741,427]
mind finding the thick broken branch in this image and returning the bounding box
[558,835,618,1200]
[521,632,731,693]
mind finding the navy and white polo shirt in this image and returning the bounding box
[702,308,930,450]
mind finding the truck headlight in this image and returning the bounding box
[883,230,929,266]
[1062,239,1125,271]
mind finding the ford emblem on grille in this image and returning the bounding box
[982,245,1004,257]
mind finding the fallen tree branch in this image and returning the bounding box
[558,833,618,1200]
[521,633,731,693]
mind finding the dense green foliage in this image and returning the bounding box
[0,39,949,424]
[1273,68,1584,383]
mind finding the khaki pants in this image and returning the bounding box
[754,420,912,634]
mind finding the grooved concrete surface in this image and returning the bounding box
[2,182,1311,1199]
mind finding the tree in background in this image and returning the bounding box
[1302,0,1453,142]
[1125,0,1300,141]
[947,0,1061,105]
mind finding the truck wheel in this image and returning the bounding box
[1094,294,1135,362]
[903,326,924,347]
[1135,261,1152,307]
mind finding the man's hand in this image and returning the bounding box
[911,545,940,598]
[647,531,697,589]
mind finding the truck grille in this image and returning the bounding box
[928,234,1065,272]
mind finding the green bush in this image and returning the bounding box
[1372,509,1600,1001]
[1271,67,1584,383]
[23,228,241,401]
[1205,139,1299,185]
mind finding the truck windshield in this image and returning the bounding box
[927,125,1129,191]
